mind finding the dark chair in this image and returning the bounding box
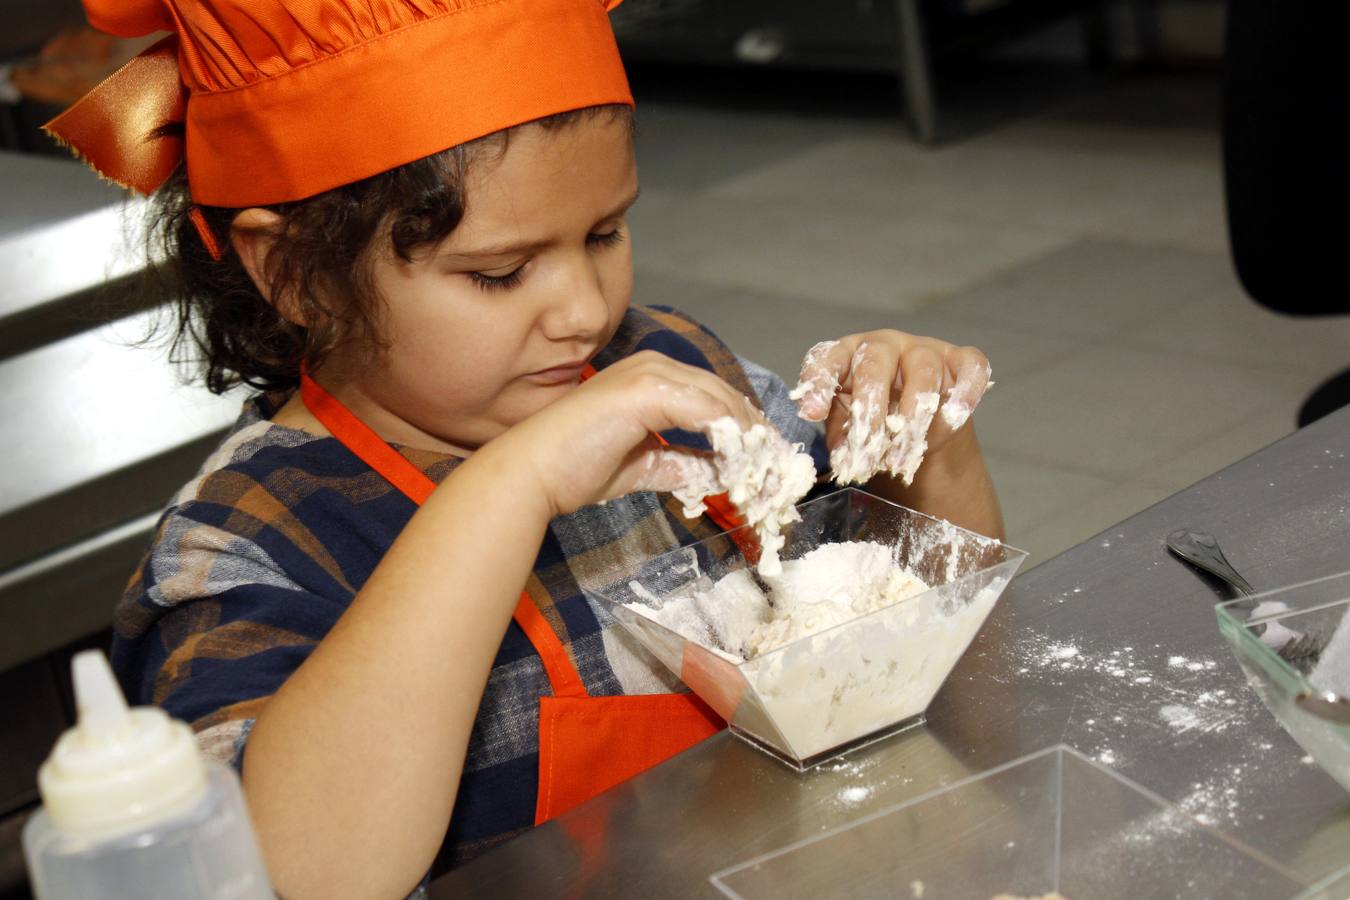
[1222,0,1350,426]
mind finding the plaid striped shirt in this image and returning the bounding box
[111,305,828,872]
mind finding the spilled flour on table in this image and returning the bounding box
[818,754,914,809]
[1010,629,1297,830]
[837,785,873,806]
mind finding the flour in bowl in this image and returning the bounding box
[747,540,931,656]
[627,539,1005,759]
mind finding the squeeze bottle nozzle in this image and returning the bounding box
[22,650,274,899]
[39,650,206,836]
[71,650,130,739]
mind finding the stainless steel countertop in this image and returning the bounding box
[0,151,140,317]
[0,150,241,670]
[431,406,1350,897]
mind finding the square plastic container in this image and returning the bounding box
[590,488,1027,770]
[1216,571,1350,793]
[710,745,1316,899]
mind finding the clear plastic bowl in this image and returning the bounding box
[710,744,1323,898]
[1215,571,1350,793]
[589,488,1027,770]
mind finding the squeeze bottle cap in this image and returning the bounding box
[37,651,206,836]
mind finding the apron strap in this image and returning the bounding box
[299,372,590,698]
[511,594,589,700]
[300,374,435,505]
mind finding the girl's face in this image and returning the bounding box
[322,113,638,456]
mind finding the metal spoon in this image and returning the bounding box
[1295,689,1350,726]
[1165,530,1349,726]
[1164,529,1257,606]
[1165,528,1310,653]
[1165,529,1321,658]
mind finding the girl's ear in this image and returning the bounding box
[231,208,305,326]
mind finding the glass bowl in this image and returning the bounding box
[710,744,1315,898]
[589,487,1027,770]
[1215,571,1350,792]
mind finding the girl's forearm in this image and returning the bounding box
[866,424,1006,541]
[241,441,551,900]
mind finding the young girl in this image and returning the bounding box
[51,1,1002,896]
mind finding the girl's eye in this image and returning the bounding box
[587,228,626,248]
[468,266,525,292]
[466,229,623,291]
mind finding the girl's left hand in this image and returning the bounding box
[790,330,992,486]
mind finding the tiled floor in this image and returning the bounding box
[627,68,1350,569]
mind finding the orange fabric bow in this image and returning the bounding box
[43,36,185,196]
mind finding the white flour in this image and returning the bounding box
[629,540,1005,759]
[671,416,816,577]
[636,542,930,659]
[837,785,873,805]
[748,541,932,656]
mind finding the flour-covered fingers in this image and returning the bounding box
[790,339,848,421]
[940,347,992,432]
[829,341,900,484]
[880,345,944,485]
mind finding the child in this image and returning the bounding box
[50,1,1003,896]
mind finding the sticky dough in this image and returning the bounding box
[671,417,817,577]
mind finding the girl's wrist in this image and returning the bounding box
[865,423,990,512]
[922,423,983,475]
[445,431,559,525]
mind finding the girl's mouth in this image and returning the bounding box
[525,361,588,385]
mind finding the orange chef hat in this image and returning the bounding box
[45,0,632,207]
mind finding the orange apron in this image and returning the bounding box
[300,371,740,824]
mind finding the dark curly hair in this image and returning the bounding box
[147,105,633,395]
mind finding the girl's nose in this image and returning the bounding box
[540,256,613,342]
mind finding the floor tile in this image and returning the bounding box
[633,104,892,193]
[633,270,897,381]
[983,452,1117,538]
[1029,70,1222,134]
[888,308,1093,382]
[707,128,1223,249]
[969,345,1312,477]
[635,270,1089,395]
[1116,282,1350,379]
[629,189,1069,313]
[931,238,1233,341]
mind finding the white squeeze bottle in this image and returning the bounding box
[21,650,273,899]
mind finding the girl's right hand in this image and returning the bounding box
[494,351,763,519]
[486,350,766,520]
